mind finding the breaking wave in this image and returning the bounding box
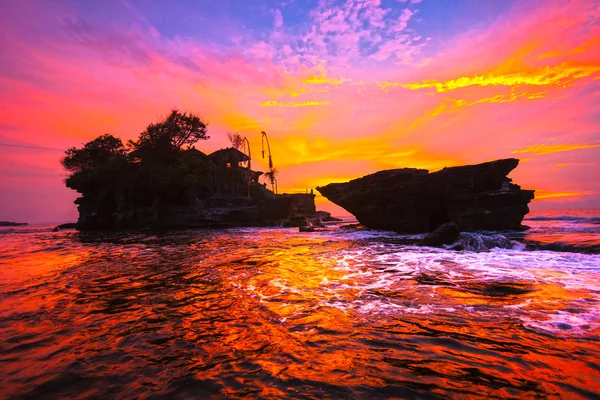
[446,232,525,252]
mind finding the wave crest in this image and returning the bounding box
[447,232,525,252]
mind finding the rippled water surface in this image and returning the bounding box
[1,214,600,399]
[511,209,599,254]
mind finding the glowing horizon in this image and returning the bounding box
[1,0,599,223]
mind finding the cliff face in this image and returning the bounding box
[67,141,330,231]
[317,158,535,233]
[75,188,322,231]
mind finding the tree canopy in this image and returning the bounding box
[128,110,209,161]
[227,133,245,150]
[62,134,127,174]
[61,111,222,196]
[61,111,272,204]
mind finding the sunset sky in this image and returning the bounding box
[1,0,599,223]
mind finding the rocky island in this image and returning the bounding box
[317,158,534,233]
[0,221,28,227]
[62,110,332,231]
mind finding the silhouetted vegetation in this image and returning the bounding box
[264,168,278,193]
[62,134,130,193]
[127,110,209,164]
[227,133,245,150]
[62,110,250,205]
[63,134,127,174]
[59,111,328,231]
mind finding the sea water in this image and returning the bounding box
[1,209,599,398]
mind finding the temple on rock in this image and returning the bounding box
[208,148,263,185]
[72,145,333,230]
[209,148,249,168]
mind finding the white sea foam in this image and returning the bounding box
[521,308,600,335]
[237,227,600,335]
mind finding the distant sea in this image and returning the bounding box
[1,209,599,398]
[517,208,600,253]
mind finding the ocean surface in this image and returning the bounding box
[1,209,599,399]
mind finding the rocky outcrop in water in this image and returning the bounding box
[317,158,534,233]
[75,189,330,231]
[449,232,521,252]
[69,143,329,231]
[420,222,460,246]
[62,111,338,231]
[0,221,28,227]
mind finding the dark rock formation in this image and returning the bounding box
[62,110,335,231]
[317,158,534,233]
[52,223,78,232]
[449,232,517,252]
[69,142,330,231]
[75,189,327,231]
[420,222,460,246]
[282,215,311,228]
[0,221,28,227]
[321,214,343,222]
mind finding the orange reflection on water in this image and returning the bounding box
[1,227,599,398]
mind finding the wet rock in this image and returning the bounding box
[420,222,460,246]
[462,281,535,297]
[310,211,342,223]
[450,232,517,252]
[52,223,78,232]
[414,272,452,286]
[316,211,343,222]
[282,215,310,227]
[340,223,364,229]
[317,158,535,233]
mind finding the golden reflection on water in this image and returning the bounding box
[0,227,599,398]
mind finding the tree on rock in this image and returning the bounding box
[128,110,209,162]
[61,110,216,203]
[61,134,129,191]
[227,133,245,150]
[62,134,127,174]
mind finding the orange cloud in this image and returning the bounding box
[302,74,346,85]
[404,63,600,92]
[512,143,600,155]
[266,133,461,172]
[534,190,592,200]
[554,162,597,168]
[375,81,401,92]
[408,88,548,130]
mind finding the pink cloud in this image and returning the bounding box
[273,9,284,29]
